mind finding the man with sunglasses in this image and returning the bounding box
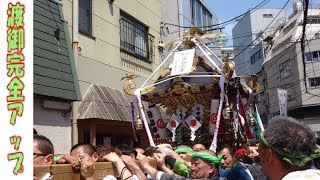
[33,135,54,165]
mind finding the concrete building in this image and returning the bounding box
[161,0,221,63]
[161,0,218,41]
[262,2,320,135]
[232,8,286,75]
[219,47,234,62]
[34,0,163,152]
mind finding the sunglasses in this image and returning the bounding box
[33,153,47,159]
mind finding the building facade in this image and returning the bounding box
[161,0,221,63]
[161,0,218,40]
[262,3,320,134]
[233,8,286,75]
[34,0,81,154]
[55,0,163,149]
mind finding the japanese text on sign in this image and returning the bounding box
[170,49,195,76]
[6,2,25,175]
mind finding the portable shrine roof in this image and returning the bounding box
[140,57,247,106]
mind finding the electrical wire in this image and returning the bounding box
[253,6,320,115]
[229,0,319,70]
[162,0,270,29]
[233,0,290,60]
[234,9,308,72]
[208,37,320,51]
[305,34,317,78]
[300,0,310,92]
[262,26,320,84]
[260,29,320,115]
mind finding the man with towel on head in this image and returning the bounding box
[137,149,226,180]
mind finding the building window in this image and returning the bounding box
[251,56,255,64]
[272,36,292,54]
[202,7,207,29]
[305,50,320,62]
[192,0,202,27]
[279,60,291,79]
[309,77,320,87]
[79,0,92,35]
[263,14,273,18]
[307,15,320,24]
[207,12,213,32]
[120,11,155,62]
[283,20,296,34]
[250,49,262,64]
[191,0,213,30]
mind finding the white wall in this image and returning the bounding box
[34,97,72,154]
[233,9,286,75]
[61,0,162,97]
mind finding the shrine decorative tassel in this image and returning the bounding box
[149,105,168,138]
[131,101,138,141]
[239,97,254,139]
[240,78,253,108]
[210,75,225,152]
[255,104,265,132]
[209,99,219,135]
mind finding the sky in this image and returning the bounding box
[203,0,300,46]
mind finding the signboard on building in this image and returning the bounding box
[278,89,288,116]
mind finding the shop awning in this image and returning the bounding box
[77,84,168,122]
[77,84,134,121]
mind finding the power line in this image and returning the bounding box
[305,32,317,79]
[250,19,320,113]
[259,31,320,116]
[235,11,314,71]
[162,0,270,29]
[237,0,320,74]
[233,0,319,70]
[233,0,290,60]
[300,0,310,92]
[263,26,320,84]
[229,0,318,43]
[232,0,316,72]
[208,37,320,51]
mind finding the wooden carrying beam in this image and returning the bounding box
[34,160,158,180]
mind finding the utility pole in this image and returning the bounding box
[300,0,309,93]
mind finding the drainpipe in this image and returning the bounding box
[72,0,79,146]
[73,0,79,50]
[177,0,181,38]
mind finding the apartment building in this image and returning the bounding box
[262,2,320,135]
[232,8,286,75]
[34,0,163,152]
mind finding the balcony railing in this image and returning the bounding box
[120,18,155,62]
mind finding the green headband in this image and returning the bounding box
[174,148,193,154]
[260,132,320,166]
[191,152,222,164]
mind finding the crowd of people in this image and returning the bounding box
[34,116,320,180]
